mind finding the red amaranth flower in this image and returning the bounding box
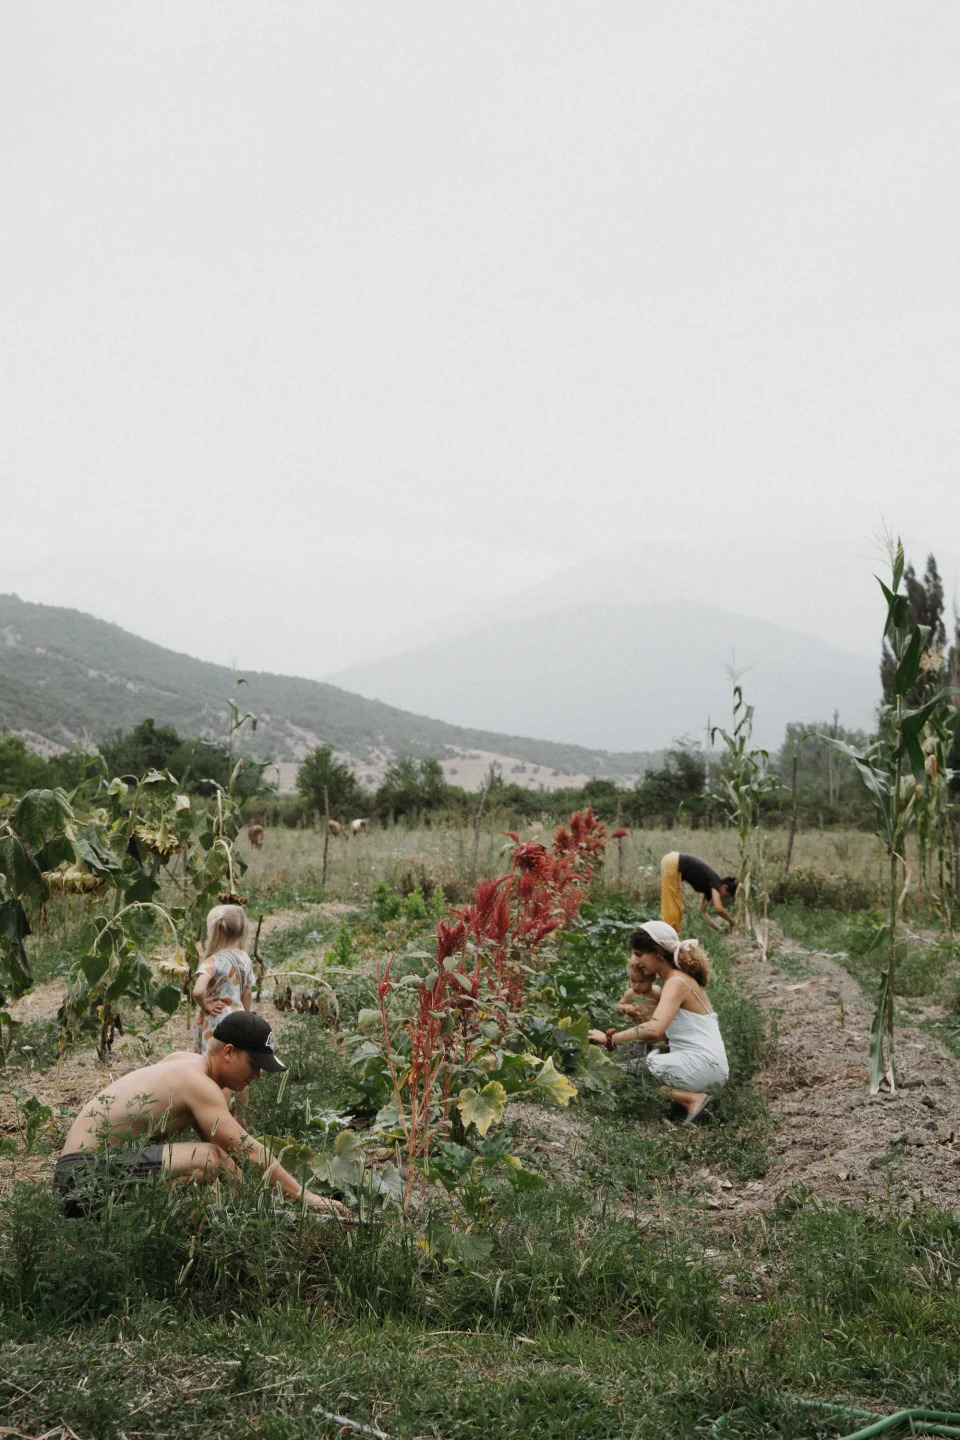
[461,876,509,938]
[509,838,553,877]
[435,918,467,965]
[612,827,629,839]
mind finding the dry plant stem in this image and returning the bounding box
[471,771,492,880]
[252,914,264,999]
[321,783,330,890]
[375,961,425,1211]
[785,750,800,876]
[616,798,624,885]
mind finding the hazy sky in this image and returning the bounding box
[3,3,960,677]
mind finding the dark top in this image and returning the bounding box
[678,853,724,899]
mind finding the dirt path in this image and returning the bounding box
[722,930,960,1215]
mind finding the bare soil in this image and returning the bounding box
[718,929,960,1216]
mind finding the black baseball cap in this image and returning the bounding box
[212,1012,286,1073]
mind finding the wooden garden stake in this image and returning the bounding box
[471,767,493,879]
[252,914,264,1000]
[616,798,624,885]
[322,784,331,889]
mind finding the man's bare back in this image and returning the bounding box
[61,1051,221,1153]
[55,1015,345,1216]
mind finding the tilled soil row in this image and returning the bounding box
[721,930,960,1215]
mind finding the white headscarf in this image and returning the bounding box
[636,920,682,960]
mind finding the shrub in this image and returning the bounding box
[769,865,875,912]
[403,884,428,921]
[372,882,402,923]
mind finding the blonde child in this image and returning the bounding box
[193,904,255,1116]
[193,904,254,1050]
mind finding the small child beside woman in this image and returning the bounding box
[616,955,660,1024]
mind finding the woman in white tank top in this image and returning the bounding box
[588,920,728,1123]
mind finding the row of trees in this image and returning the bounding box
[286,733,880,831]
[0,724,901,833]
[4,549,957,836]
[0,720,267,805]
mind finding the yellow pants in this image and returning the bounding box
[660,851,684,932]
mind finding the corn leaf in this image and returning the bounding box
[892,625,929,697]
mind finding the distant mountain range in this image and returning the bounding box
[0,594,660,782]
[330,599,880,752]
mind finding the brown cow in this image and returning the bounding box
[247,824,265,849]
[327,819,342,837]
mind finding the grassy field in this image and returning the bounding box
[242,820,885,910]
[2,822,959,1439]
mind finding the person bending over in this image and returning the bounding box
[660,851,737,934]
[589,922,729,1123]
[53,1011,344,1217]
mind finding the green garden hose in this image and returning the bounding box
[832,1414,960,1440]
[710,1397,960,1439]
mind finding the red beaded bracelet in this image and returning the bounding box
[605,1028,617,1051]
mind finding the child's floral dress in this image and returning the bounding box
[193,948,255,1053]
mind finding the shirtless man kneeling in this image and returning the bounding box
[54,1011,344,1217]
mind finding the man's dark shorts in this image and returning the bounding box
[53,1146,166,1216]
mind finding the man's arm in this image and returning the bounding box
[710,889,737,931]
[699,894,722,932]
[189,1077,343,1212]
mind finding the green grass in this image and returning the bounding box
[3,1179,960,1437]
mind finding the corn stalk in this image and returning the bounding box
[825,538,950,1092]
[915,717,957,929]
[711,682,781,931]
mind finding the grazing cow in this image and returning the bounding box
[351,818,369,837]
[247,823,265,849]
[327,819,342,837]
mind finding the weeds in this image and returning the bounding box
[4,1176,960,1437]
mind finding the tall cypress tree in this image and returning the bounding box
[880,552,946,706]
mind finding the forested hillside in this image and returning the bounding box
[0,594,658,778]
